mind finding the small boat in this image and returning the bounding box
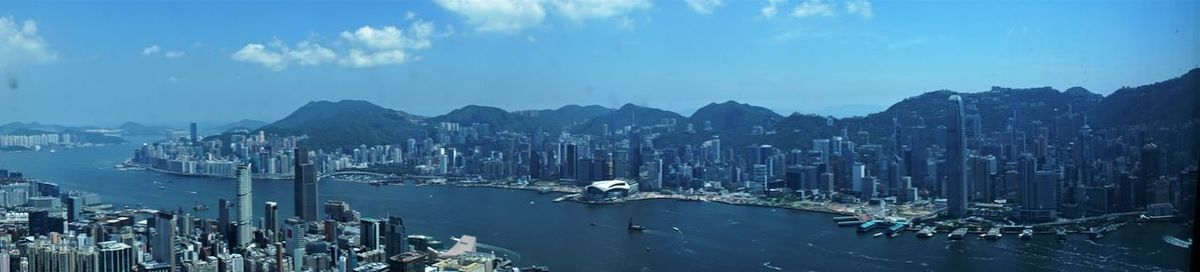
[1019,229,1033,240]
[645,246,651,252]
[672,227,682,233]
[193,204,209,211]
[948,228,968,240]
[627,218,645,232]
[529,201,535,205]
[984,227,1002,240]
[538,188,551,194]
[873,232,884,238]
[589,222,597,227]
[158,186,166,190]
[1055,228,1067,240]
[916,227,935,239]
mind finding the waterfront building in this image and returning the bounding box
[945,95,969,218]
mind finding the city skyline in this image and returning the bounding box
[1,1,1198,125]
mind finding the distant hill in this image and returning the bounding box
[119,122,171,136]
[214,119,268,132]
[260,100,428,150]
[0,122,83,134]
[244,70,1196,152]
[428,105,533,132]
[517,105,613,131]
[577,103,686,134]
[1089,68,1199,129]
[0,123,123,144]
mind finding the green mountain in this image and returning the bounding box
[261,100,427,150]
[576,103,686,134]
[1089,68,1199,129]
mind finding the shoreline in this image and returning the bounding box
[432,182,854,216]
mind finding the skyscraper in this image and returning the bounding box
[264,201,279,233]
[293,148,318,221]
[384,216,408,258]
[97,241,134,272]
[628,130,642,179]
[151,211,176,267]
[360,218,381,250]
[284,217,306,272]
[189,122,198,144]
[235,163,253,249]
[218,198,231,238]
[946,95,969,218]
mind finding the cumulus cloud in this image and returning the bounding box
[845,0,873,19]
[435,0,651,33]
[0,17,57,66]
[232,20,441,70]
[791,0,837,18]
[232,43,287,70]
[337,22,438,68]
[760,0,786,19]
[550,0,651,21]
[164,51,186,58]
[684,0,724,14]
[435,0,546,33]
[142,45,161,56]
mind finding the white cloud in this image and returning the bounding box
[234,20,441,70]
[232,43,287,70]
[845,0,873,19]
[684,0,724,14]
[791,0,837,18]
[337,21,439,68]
[142,45,161,56]
[435,0,546,33]
[168,76,179,83]
[550,0,651,21]
[164,51,186,58]
[526,35,537,42]
[760,0,786,19]
[434,0,651,33]
[404,11,417,21]
[0,17,56,65]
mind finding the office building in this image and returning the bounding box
[384,216,408,258]
[945,95,969,217]
[236,163,253,249]
[294,148,318,221]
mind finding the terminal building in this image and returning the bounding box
[583,180,637,201]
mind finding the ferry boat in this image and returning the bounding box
[627,218,645,232]
[1019,229,1033,240]
[916,226,935,239]
[948,228,968,240]
[193,203,209,211]
[983,227,1002,240]
[857,220,880,233]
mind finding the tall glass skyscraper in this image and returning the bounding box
[946,95,968,217]
[236,163,253,249]
[293,148,318,221]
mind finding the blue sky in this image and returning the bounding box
[0,0,1196,126]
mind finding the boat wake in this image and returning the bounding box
[762,262,782,271]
